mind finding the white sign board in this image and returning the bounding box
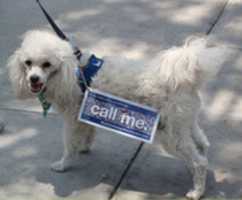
[78,89,160,143]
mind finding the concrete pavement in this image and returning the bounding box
[0,0,228,111]
[1,0,242,199]
[0,109,138,200]
[115,1,242,199]
[0,119,5,133]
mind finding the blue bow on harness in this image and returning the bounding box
[76,54,104,92]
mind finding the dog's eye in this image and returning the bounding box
[25,60,32,66]
[42,62,51,68]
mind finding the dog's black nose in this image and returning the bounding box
[30,75,40,84]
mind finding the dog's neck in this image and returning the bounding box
[44,58,86,114]
[38,50,103,115]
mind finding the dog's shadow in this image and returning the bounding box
[115,148,242,199]
[2,110,242,199]
[35,134,242,199]
[35,149,112,197]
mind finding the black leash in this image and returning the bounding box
[36,0,67,40]
[109,142,144,200]
[35,0,82,59]
[35,0,88,89]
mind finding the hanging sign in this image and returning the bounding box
[78,89,160,143]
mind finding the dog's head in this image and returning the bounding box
[7,30,77,98]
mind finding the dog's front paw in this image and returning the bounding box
[51,160,69,172]
[186,189,203,200]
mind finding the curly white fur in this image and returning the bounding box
[7,30,232,200]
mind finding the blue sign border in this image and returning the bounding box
[78,89,160,143]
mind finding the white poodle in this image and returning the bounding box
[7,30,231,200]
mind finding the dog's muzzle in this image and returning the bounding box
[29,75,44,93]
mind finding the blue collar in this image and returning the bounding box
[76,54,104,92]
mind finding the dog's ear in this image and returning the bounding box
[61,57,76,91]
[54,56,78,101]
[7,49,31,99]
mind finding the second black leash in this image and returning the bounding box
[109,142,144,200]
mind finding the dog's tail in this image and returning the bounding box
[159,36,234,90]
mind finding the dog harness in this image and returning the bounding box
[76,54,104,92]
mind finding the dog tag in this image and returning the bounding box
[78,89,160,143]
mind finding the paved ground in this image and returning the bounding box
[1,0,242,199]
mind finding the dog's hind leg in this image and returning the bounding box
[192,122,210,157]
[51,121,95,172]
[176,133,208,200]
